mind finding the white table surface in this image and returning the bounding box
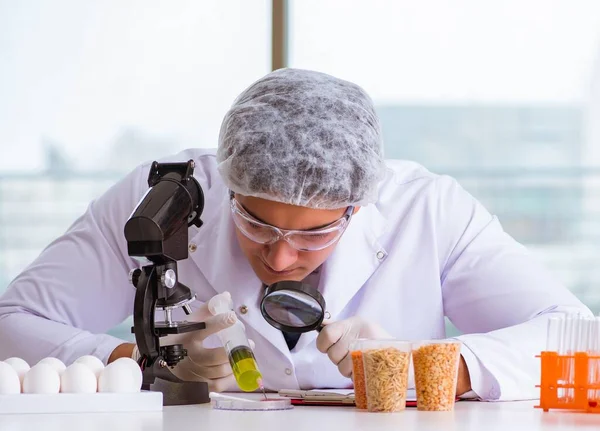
[1,394,600,431]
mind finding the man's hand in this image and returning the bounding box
[108,343,135,363]
[162,295,248,392]
[456,355,472,396]
[316,316,391,378]
[109,293,249,392]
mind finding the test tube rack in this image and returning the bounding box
[536,351,600,413]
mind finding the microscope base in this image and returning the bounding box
[145,378,210,406]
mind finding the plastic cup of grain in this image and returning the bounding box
[412,339,461,411]
[349,339,369,409]
[362,340,412,413]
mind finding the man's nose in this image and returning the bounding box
[264,239,298,271]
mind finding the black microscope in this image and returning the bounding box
[124,160,210,406]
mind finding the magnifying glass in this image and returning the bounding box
[260,281,326,333]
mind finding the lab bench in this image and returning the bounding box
[1,395,599,431]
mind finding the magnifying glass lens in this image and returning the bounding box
[261,281,326,333]
[262,290,322,327]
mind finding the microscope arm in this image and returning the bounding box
[124,160,209,405]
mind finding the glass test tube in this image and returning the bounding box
[593,317,600,402]
[546,317,562,352]
[557,315,570,402]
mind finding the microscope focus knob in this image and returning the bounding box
[129,268,141,288]
[161,269,177,289]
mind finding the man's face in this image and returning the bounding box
[232,194,354,285]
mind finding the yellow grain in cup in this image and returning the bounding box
[412,340,461,411]
[362,340,412,412]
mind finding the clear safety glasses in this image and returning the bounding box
[229,196,354,252]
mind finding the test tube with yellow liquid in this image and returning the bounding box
[208,292,264,392]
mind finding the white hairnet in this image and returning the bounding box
[216,68,385,209]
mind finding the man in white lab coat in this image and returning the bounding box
[0,68,590,401]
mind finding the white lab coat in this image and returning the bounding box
[0,148,591,401]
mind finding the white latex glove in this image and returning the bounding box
[316,316,391,378]
[158,294,254,392]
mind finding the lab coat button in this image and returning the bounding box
[239,305,248,314]
[285,368,292,375]
[189,243,198,253]
[376,251,385,260]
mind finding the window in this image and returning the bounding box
[0,1,270,339]
[3,1,600,343]
[289,0,600,313]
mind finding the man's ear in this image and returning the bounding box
[352,206,361,215]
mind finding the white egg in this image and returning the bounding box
[74,355,104,378]
[0,362,21,394]
[111,357,143,389]
[98,361,141,393]
[37,357,66,376]
[23,363,60,394]
[3,357,30,384]
[61,363,97,393]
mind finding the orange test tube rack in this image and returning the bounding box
[536,351,600,413]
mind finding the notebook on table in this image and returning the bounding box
[277,388,418,407]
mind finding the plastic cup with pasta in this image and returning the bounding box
[362,340,412,413]
[412,339,461,411]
